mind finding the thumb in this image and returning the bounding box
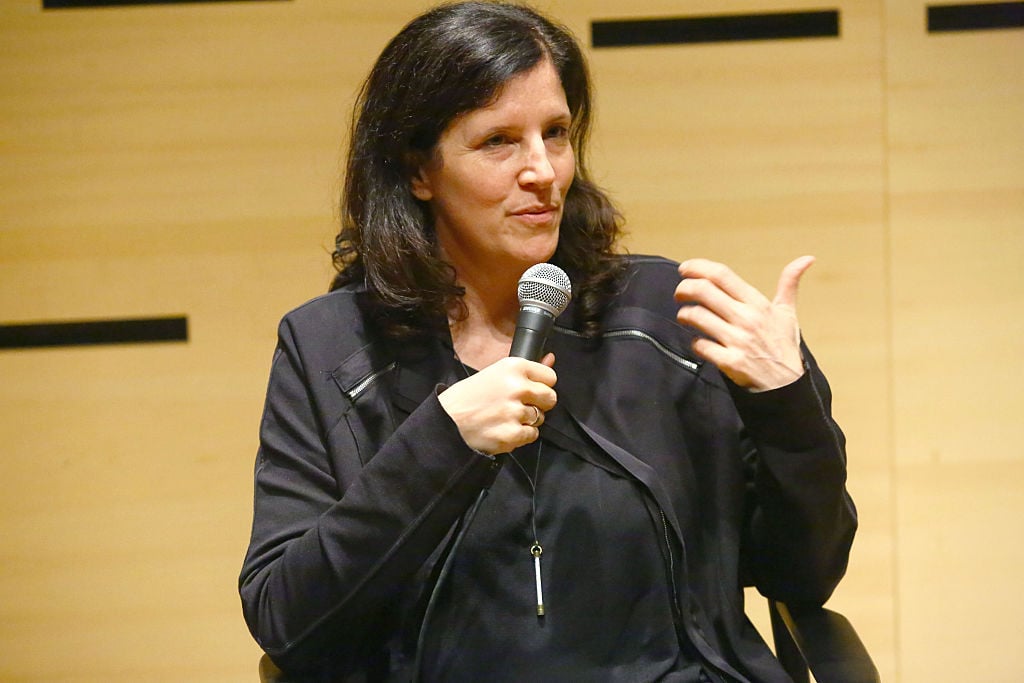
[773,255,816,308]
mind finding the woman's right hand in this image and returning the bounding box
[438,354,557,455]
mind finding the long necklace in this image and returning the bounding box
[453,349,547,617]
[507,441,546,617]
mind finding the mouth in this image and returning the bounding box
[512,205,560,225]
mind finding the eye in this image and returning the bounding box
[482,133,511,148]
[545,124,570,140]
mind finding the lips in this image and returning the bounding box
[512,205,560,224]
[515,204,559,215]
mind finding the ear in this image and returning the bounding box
[407,150,434,201]
[410,168,433,201]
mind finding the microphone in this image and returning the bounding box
[509,263,572,361]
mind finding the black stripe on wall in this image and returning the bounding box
[44,0,287,9]
[927,2,1024,32]
[0,316,188,350]
[591,10,840,48]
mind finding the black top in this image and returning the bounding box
[420,434,707,682]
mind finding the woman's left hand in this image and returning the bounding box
[674,256,815,392]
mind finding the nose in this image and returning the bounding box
[518,134,556,187]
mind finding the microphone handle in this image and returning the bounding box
[509,306,554,361]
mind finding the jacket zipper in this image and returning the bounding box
[657,507,740,683]
[345,361,398,401]
[659,508,679,607]
[553,326,700,373]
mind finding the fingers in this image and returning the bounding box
[524,404,543,428]
[675,263,756,353]
[674,257,812,391]
[675,259,773,336]
[438,356,557,454]
[773,255,815,308]
[677,258,762,305]
[525,355,558,389]
[674,276,747,327]
[521,357,554,429]
[674,299,732,351]
[675,256,815,321]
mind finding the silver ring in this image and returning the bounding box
[527,405,542,427]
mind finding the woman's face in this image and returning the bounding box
[411,58,575,281]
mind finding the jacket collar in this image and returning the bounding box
[339,322,689,543]
[384,331,617,475]
[390,335,458,416]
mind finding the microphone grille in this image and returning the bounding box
[517,263,572,316]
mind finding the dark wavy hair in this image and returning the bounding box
[331,1,625,341]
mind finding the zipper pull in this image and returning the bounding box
[531,542,545,616]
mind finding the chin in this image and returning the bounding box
[497,229,559,271]
[530,230,560,263]
[521,247,558,269]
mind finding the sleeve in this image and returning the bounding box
[238,317,501,674]
[729,343,858,605]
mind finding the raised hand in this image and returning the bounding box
[438,354,557,454]
[674,257,814,392]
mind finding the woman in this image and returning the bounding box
[239,2,857,681]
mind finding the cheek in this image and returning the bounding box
[557,151,576,188]
[454,160,515,204]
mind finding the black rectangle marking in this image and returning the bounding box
[591,9,840,48]
[0,316,188,350]
[928,2,1024,31]
[44,0,287,9]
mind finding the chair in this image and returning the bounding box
[258,655,286,683]
[769,599,880,683]
[259,654,285,683]
[259,599,879,682]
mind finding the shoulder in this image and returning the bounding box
[562,253,708,373]
[279,287,363,338]
[281,286,362,327]
[618,254,681,284]
[269,287,413,404]
[606,254,682,319]
[275,286,379,369]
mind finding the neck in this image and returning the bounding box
[449,264,523,369]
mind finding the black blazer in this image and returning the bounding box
[240,255,857,681]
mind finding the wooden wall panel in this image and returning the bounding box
[26,0,1024,680]
[569,1,895,678]
[0,1,358,679]
[886,2,1024,680]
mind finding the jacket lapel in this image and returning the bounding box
[543,405,685,547]
[391,336,460,418]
